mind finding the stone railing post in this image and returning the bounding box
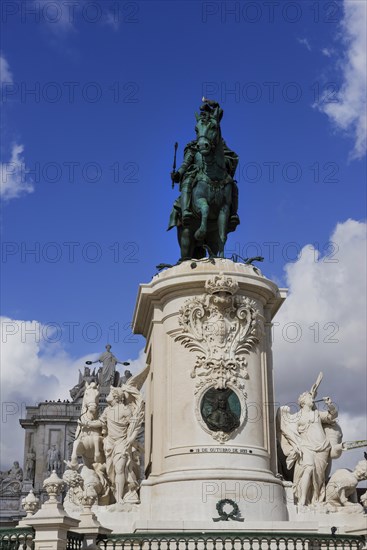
[18,471,80,550]
[72,495,112,549]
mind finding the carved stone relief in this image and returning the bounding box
[195,383,247,443]
[175,274,263,440]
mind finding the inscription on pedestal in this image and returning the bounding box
[190,447,253,454]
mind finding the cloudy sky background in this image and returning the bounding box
[1,0,366,474]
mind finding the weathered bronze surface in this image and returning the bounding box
[201,387,241,433]
[168,99,239,260]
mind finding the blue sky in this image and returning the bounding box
[0,0,366,469]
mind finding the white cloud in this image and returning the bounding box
[0,317,77,469]
[35,0,76,33]
[0,317,145,469]
[0,54,13,84]
[315,0,367,160]
[125,348,146,373]
[0,58,33,201]
[297,37,311,51]
[0,144,34,201]
[273,219,367,473]
[33,0,125,36]
[0,59,33,202]
[321,47,334,58]
[103,10,120,31]
[34,0,120,34]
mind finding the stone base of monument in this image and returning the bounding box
[93,501,367,535]
[125,260,366,536]
[129,260,289,529]
[133,520,321,533]
[35,259,365,538]
[297,512,367,536]
[137,474,288,523]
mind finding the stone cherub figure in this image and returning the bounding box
[325,459,367,511]
[277,373,343,507]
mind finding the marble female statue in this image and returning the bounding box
[87,344,129,387]
[277,372,343,506]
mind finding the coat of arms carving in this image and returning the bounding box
[175,274,264,393]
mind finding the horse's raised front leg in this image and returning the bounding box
[194,198,209,242]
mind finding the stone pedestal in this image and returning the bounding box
[73,506,112,549]
[18,498,79,550]
[132,259,288,525]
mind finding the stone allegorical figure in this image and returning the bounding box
[2,461,23,483]
[65,382,110,507]
[47,444,61,474]
[277,373,343,507]
[25,449,36,481]
[88,344,129,388]
[69,366,97,401]
[82,366,149,504]
[325,460,367,510]
[119,369,132,386]
[70,384,105,469]
[81,381,100,413]
[0,461,23,496]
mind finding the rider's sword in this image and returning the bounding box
[171,142,178,189]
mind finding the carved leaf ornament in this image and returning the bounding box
[175,274,263,392]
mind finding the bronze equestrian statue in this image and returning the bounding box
[168,99,240,260]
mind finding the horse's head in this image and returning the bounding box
[195,113,221,156]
